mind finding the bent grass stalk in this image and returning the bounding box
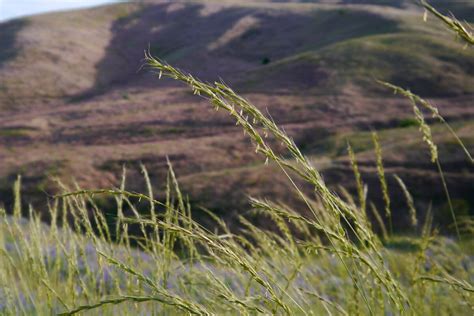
[421,0,474,46]
[143,53,412,313]
[393,174,418,229]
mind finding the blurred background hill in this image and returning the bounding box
[0,0,473,231]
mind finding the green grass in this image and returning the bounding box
[0,128,32,138]
[298,118,474,159]
[0,167,472,315]
[243,32,474,96]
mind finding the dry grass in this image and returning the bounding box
[0,1,473,315]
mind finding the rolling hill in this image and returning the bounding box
[0,0,473,230]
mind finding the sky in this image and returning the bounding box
[0,0,122,22]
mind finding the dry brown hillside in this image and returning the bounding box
[0,0,473,230]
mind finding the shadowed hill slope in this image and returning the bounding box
[0,3,137,110]
[1,1,473,104]
[0,0,472,230]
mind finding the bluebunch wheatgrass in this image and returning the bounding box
[145,54,415,313]
[421,0,474,46]
[1,165,473,314]
[379,81,473,164]
[0,2,473,315]
[378,82,463,239]
[371,131,392,237]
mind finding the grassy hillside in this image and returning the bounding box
[244,33,474,96]
[1,1,472,105]
[0,3,139,108]
[0,0,473,229]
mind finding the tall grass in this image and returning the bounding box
[0,1,472,315]
[1,165,472,315]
